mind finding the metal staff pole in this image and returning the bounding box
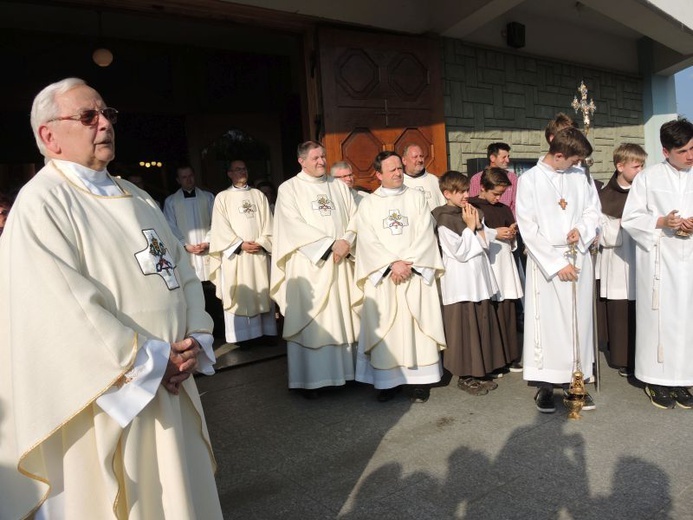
[572,80,601,393]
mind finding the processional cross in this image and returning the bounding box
[563,80,600,414]
[571,81,596,135]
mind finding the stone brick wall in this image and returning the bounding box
[443,39,645,181]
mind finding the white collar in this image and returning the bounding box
[379,185,406,196]
[53,159,122,196]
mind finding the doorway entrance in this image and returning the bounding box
[0,2,306,199]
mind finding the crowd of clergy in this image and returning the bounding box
[3,76,693,518]
[161,112,693,412]
[3,105,693,415]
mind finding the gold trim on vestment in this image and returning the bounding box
[111,436,125,518]
[16,333,139,514]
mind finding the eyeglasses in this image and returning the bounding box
[334,173,355,179]
[47,107,118,126]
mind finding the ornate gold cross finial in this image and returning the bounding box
[571,81,596,135]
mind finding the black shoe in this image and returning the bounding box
[377,387,399,402]
[491,367,509,379]
[535,387,556,413]
[509,361,523,373]
[410,386,430,403]
[618,367,633,377]
[670,387,693,409]
[645,385,675,409]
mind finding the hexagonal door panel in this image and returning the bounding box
[336,49,380,99]
[388,53,428,102]
[342,128,383,189]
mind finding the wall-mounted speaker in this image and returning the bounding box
[507,22,525,49]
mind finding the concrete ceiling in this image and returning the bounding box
[225,0,693,74]
[3,0,693,75]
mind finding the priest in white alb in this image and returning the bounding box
[353,151,446,403]
[516,127,600,414]
[164,164,215,281]
[271,141,359,398]
[0,78,222,519]
[401,143,446,211]
[209,159,276,343]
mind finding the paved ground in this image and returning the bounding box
[197,343,693,519]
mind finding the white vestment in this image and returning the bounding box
[402,170,446,212]
[164,187,215,281]
[516,160,601,384]
[437,225,499,304]
[209,185,276,342]
[0,161,221,519]
[271,171,359,389]
[468,199,524,301]
[353,186,445,389]
[622,161,693,386]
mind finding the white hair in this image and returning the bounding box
[330,161,352,176]
[30,77,87,156]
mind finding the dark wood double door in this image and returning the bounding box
[318,27,448,192]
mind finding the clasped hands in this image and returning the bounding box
[162,337,200,395]
[185,242,209,255]
[331,239,351,263]
[390,260,413,285]
[496,223,518,241]
[660,210,693,233]
[241,241,263,254]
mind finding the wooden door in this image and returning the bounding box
[318,27,448,192]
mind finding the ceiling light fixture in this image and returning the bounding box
[92,11,113,67]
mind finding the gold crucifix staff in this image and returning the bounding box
[569,80,601,395]
[572,81,596,136]
[563,243,587,419]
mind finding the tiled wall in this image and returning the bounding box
[443,39,645,181]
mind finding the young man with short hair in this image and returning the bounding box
[622,119,693,409]
[516,127,601,413]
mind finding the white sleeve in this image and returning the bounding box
[96,338,170,428]
[223,239,244,259]
[438,226,485,262]
[190,332,216,376]
[368,265,391,286]
[95,332,215,428]
[299,237,334,264]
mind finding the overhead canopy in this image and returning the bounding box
[8,0,692,75]
[225,0,693,75]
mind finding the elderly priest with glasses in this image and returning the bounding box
[0,78,223,519]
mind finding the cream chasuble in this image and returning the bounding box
[164,188,215,281]
[622,161,693,386]
[402,171,446,212]
[209,186,276,342]
[271,171,359,389]
[0,161,221,519]
[516,160,601,384]
[353,186,445,389]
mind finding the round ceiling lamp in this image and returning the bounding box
[93,11,113,68]
[92,48,113,67]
